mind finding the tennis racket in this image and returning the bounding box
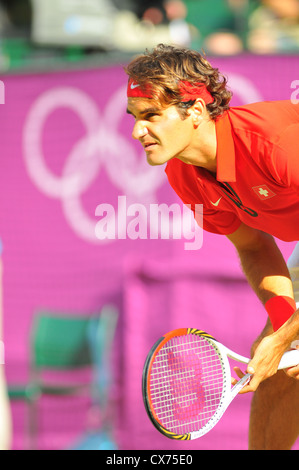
[142,328,299,440]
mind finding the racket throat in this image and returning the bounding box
[223,347,250,365]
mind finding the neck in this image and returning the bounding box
[177,118,217,172]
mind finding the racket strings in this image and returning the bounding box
[148,334,225,435]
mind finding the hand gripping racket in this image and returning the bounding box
[142,328,299,440]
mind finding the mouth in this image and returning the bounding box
[143,142,158,151]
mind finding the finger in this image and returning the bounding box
[231,367,253,393]
[236,385,251,394]
[285,365,299,379]
[246,365,255,375]
[234,377,256,394]
[233,366,246,379]
[238,377,259,393]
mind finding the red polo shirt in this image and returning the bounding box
[165,100,299,242]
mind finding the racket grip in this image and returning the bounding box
[278,349,299,369]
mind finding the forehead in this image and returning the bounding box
[127,97,164,115]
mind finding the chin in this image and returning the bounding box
[146,153,172,167]
[147,158,162,167]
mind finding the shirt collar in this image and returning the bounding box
[215,111,236,182]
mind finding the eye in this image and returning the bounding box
[145,113,160,121]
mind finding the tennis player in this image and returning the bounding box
[125,44,299,450]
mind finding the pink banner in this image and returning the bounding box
[0,55,298,450]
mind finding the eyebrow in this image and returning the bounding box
[126,107,162,117]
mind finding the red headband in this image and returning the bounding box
[127,78,214,104]
[178,80,214,104]
[127,79,153,99]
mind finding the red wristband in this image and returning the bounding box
[265,296,297,331]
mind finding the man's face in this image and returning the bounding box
[127,97,194,166]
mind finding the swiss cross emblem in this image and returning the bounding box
[252,185,276,200]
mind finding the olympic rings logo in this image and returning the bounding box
[23,84,166,243]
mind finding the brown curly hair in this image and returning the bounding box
[125,44,232,120]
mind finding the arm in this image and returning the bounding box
[227,223,299,391]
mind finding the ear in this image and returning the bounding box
[190,99,206,127]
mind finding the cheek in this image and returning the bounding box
[162,116,191,140]
[166,121,192,146]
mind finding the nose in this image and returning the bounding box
[132,120,148,140]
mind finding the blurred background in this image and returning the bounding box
[0,0,299,451]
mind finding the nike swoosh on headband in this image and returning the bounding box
[127,78,152,98]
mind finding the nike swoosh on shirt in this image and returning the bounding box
[130,83,140,89]
[210,197,222,207]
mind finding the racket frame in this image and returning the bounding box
[142,328,248,440]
